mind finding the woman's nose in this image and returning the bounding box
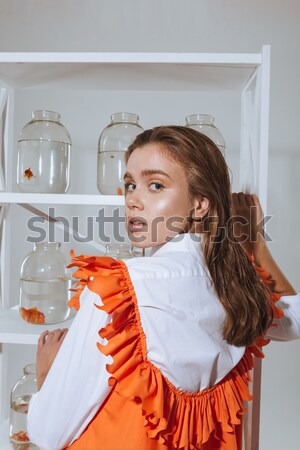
[125,189,144,210]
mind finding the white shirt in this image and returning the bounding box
[27,233,300,450]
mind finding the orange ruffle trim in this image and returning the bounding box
[246,253,284,357]
[67,251,283,450]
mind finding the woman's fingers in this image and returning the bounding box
[38,328,68,346]
[58,328,68,342]
[38,330,49,347]
[245,193,254,207]
[237,191,247,206]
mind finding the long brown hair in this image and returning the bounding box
[126,126,273,347]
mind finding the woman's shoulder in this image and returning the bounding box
[122,250,207,281]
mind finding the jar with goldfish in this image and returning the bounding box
[97,112,143,195]
[17,110,71,193]
[10,364,38,450]
[19,242,71,325]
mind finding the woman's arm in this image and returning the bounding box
[27,286,112,449]
[231,193,300,341]
[231,192,296,296]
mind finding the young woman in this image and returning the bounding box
[27,126,300,450]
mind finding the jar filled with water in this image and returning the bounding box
[17,110,71,193]
[10,364,38,450]
[19,242,71,325]
[185,114,226,155]
[97,112,143,195]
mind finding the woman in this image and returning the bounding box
[28,126,300,450]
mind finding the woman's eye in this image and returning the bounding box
[124,182,135,192]
[149,182,165,191]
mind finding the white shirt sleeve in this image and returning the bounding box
[27,286,113,450]
[266,293,300,341]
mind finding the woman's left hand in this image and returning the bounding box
[232,192,296,295]
[231,192,266,258]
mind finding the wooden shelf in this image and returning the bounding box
[0,52,262,91]
[0,308,74,345]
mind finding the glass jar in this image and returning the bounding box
[185,114,226,155]
[17,110,72,193]
[10,364,39,450]
[97,112,143,195]
[19,242,71,325]
[105,243,135,259]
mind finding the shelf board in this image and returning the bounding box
[0,51,263,91]
[0,419,13,450]
[0,192,125,206]
[0,308,74,345]
[0,52,262,64]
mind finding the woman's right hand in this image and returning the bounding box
[36,328,68,390]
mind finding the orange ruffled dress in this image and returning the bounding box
[66,253,283,450]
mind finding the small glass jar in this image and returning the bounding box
[17,110,72,193]
[185,114,226,155]
[105,243,135,259]
[97,112,143,195]
[19,242,71,325]
[10,364,39,450]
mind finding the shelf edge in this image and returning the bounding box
[0,193,125,206]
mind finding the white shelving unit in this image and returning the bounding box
[0,49,270,450]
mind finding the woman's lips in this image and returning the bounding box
[127,217,147,232]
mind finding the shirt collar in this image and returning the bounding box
[149,233,204,257]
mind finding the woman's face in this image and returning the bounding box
[124,143,199,249]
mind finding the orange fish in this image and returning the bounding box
[117,187,123,195]
[20,306,45,324]
[11,431,30,442]
[23,168,35,180]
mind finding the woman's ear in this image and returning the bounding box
[193,196,210,220]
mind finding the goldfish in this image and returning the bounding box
[23,168,35,180]
[11,431,30,442]
[20,306,45,324]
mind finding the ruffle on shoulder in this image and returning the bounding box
[67,250,123,311]
[247,254,284,356]
[68,251,282,450]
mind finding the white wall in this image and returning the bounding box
[0,1,299,449]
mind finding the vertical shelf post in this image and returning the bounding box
[0,85,15,424]
[240,45,271,450]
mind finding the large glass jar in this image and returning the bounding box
[19,242,70,325]
[97,112,143,195]
[17,110,71,193]
[185,114,226,155]
[10,364,38,450]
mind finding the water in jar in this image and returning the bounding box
[97,151,126,195]
[10,395,39,450]
[17,140,71,193]
[20,277,70,325]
